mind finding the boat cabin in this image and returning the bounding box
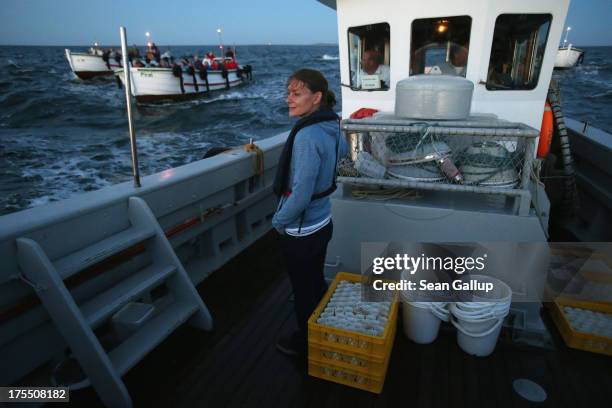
[318,0,569,131]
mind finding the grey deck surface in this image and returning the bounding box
[62,231,612,408]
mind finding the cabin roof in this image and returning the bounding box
[316,0,336,10]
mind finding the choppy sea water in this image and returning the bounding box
[552,47,612,129]
[0,45,610,216]
[0,45,341,215]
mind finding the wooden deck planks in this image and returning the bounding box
[63,232,612,408]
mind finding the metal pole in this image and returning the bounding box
[120,26,141,188]
[217,28,224,56]
[582,121,590,134]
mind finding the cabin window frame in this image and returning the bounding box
[346,22,391,92]
[408,15,473,78]
[485,13,553,91]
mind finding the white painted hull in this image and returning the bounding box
[117,67,246,102]
[554,46,584,69]
[65,49,122,79]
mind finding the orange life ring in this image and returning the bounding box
[537,102,554,158]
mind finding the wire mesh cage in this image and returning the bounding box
[338,116,538,197]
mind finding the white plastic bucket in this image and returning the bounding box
[450,275,512,335]
[454,301,510,314]
[451,302,507,319]
[451,315,503,357]
[459,274,513,304]
[450,306,495,330]
[454,316,498,333]
[402,301,442,344]
[429,302,450,322]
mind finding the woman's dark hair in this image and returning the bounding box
[287,68,336,108]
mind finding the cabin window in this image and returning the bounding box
[410,16,472,77]
[486,14,552,90]
[347,23,390,91]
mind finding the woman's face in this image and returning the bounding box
[286,80,322,117]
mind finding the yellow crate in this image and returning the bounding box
[307,272,399,359]
[308,358,387,394]
[307,272,398,393]
[549,297,612,356]
[309,334,390,378]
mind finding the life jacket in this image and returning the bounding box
[273,107,340,199]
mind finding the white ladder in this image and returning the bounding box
[16,196,213,408]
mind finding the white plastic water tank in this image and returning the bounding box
[395,75,474,120]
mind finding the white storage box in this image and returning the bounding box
[395,75,474,120]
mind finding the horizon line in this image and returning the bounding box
[1,42,611,48]
[0,43,341,47]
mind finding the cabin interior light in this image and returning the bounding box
[436,20,448,33]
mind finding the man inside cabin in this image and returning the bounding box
[448,43,468,76]
[359,48,390,88]
[428,43,469,77]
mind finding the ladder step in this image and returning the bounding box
[53,226,157,279]
[82,264,177,329]
[109,301,198,376]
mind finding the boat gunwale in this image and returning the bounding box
[67,51,104,57]
[115,67,242,73]
[557,47,584,52]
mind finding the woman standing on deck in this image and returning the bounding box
[272,69,347,357]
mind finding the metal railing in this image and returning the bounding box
[338,116,539,215]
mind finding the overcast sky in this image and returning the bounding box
[0,0,610,46]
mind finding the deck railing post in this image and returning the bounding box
[120,26,141,188]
